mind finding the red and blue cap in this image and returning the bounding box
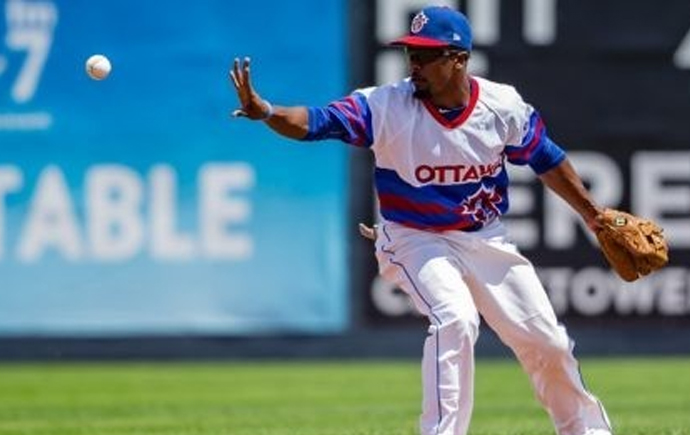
[391,6,473,51]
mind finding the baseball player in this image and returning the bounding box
[230,6,613,435]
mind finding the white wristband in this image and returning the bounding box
[260,100,274,120]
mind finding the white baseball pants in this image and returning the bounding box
[375,220,612,435]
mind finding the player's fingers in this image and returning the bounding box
[358,223,377,241]
[230,57,243,88]
[242,56,253,87]
[229,69,240,89]
[231,109,248,118]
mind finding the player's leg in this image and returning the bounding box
[459,234,612,435]
[415,258,479,435]
[376,223,480,435]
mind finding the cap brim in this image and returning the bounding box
[389,35,449,48]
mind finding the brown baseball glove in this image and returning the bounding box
[594,208,669,282]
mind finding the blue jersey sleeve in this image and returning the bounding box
[303,93,374,148]
[504,111,566,174]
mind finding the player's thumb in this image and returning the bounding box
[231,109,249,118]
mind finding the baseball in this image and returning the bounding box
[85,54,111,80]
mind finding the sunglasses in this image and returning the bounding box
[405,48,462,65]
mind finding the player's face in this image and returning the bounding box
[405,48,466,99]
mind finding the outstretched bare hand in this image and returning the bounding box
[229,57,272,120]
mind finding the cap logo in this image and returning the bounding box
[410,11,429,34]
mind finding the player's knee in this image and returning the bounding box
[526,316,570,349]
[512,318,573,367]
[539,331,572,362]
[431,313,480,344]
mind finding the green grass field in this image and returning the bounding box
[1,357,688,435]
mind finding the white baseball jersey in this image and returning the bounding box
[305,76,565,232]
[303,77,612,435]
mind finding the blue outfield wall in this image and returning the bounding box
[0,0,349,336]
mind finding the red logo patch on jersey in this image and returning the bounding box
[457,186,503,222]
[410,11,429,34]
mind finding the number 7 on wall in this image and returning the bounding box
[4,0,58,103]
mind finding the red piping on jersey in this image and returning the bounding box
[421,77,479,129]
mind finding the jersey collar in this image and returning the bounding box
[421,77,479,129]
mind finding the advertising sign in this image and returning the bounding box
[0,0,348,336]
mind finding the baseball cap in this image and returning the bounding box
[391,6,473,51]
